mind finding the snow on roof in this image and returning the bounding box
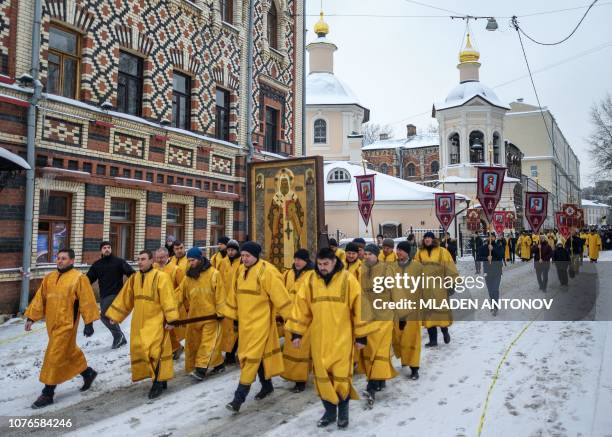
[362,132,439,151]
[435,81,511,111]
[581,199,610,208]
[324,161,469,202]
[306,72,362,106]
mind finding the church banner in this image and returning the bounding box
[525,192,548,233]
[493,211,506,235]
[435,192,455,232]
[555,211,570,239]
[576,208,585,228]
[466,208,481,232]
[355,174,376,226]
[561,203,580,228]
[476,166,506,223]
[249,156,325,271]
[504,211,516,229]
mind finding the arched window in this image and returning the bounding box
[448,133,460,164]
[469,130,484,163]
[327,167,351,183]
[405,163,416,177]
[267,1,278,50]
[493,132,500,164]
[431,160,439,174]
[313,119,326,143]
[380,163,388,174]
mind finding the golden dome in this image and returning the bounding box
[459,33,480,63]
[314,11,329,37]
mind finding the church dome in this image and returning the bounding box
[314,11,329,37]
[306,72,361,106]
[459,33,480,63]
[439,81,510,110]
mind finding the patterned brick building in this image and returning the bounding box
[362,125,440,186]
[0,0,304,313]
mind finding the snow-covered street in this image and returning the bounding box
[1,257,611,437]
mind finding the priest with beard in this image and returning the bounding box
[211,236,230,270]
[218,239,242,364]
[286,247,373,429]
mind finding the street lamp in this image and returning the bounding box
[486,17,498,31]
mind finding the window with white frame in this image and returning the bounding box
[327,168,351,183]
[314,119,326,144]
[531,165,538,177]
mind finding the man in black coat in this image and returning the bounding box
[477,232,505,316]
[532,239,553,292]
[552,243,570,286]
[508,232,517,264]
[86,241,135,348]
[564,230,584,278]
[470,232,483,274]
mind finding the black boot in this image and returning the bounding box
[148,381,165,399]
[254,364,274,400]
[425,327,438,347]
[112,333,127,349]
[254,380,274,400]
[364,381,376,409]
[80,367,97,391]
[317,400,337,427]
[376,380,386,391]
[224,351,237,365]
[211,363,226,375]
[190,367,207,381]
[32,385,55,409]
[226,383,250,413]
[337,397,350,428]
[291,381,306,393]
[441,327,451,344]
[409,366,419,380]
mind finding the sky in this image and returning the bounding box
[304,0,612,187]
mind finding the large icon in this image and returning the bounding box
[435,193,456,232]
[525,192,548,233]
[476,166,507,223]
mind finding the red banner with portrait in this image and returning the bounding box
[435,192,455,232]
[476,166,506,223]
[493,211,506,235]
[555,211,570,239]
[561,203,579,228]
[355,174,375,225]
[504,211,516,229]
[525,192,548,233]
[466,208,481,232]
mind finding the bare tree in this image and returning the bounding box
[588,94,612,178]
[362,122,394,146]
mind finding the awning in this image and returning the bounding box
[0,147,30,171]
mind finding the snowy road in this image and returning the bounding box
[1,257,611,437]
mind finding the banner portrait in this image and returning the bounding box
[476,166,506,223]
[435,192,456,232]
[355,174,376,226]
[525,192,548,233]
[504,211,516,229]
[466,208,481,232]
[562,203,579,227]
[555,211,570,239]
[493,211,506,235]
[249,156,325,271]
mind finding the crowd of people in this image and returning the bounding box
[20,226,604,428]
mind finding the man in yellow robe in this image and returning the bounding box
[414,231,458,347]
[286,247,374,429]
[177,247,226,379]
[218,239,241,364]
[353,238,366,260]
[517,231,532,261]
[378,238,398,263]
[222,241,293,413]
[580,229,589,258]
[587,229,602,262]
[106,249,180,399]
[155,247,186,358]
[329,238,346,265]
[210,236,230,270]
[169,240,189,272]
[344,242,362,281]
[357,244,397,407]
[25,248,100,409]
[391,241,423,381]
[281,248,315,392]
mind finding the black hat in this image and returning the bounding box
[345,242,360,253]
[329,238,338,246]
[423,231,435,239]
[397,241,411,254]
[382,238,395,248]
[99,241,111,250]
[218,236,230,245]
[240,241,262,258]
[316,247,337,261]
[226,239,240,251]
[294,248,311,262]
[364,243,380,256]
[352,237,366,247]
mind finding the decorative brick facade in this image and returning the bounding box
[0,0,304,313]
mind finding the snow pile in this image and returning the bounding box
[306,72,362,107]
[362,132,439,151]
[436,81,510,111]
